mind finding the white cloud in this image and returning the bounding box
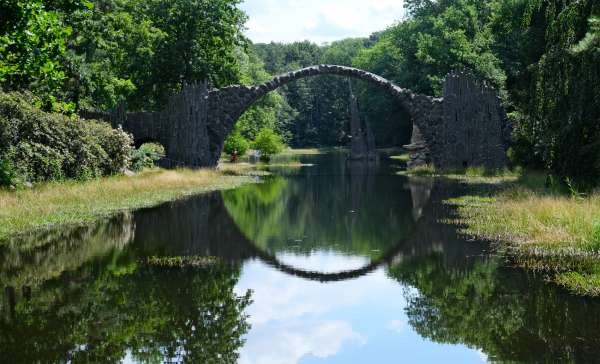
[240,0,406,44]
[388,318,406,334]
[239,320,366,364]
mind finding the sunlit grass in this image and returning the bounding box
[278,148,325,155]
[399,164,521,184]
[389,153,410,162]
[0,168,255,242]
[447,180,600,296]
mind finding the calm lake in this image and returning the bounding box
[2,152,600,363]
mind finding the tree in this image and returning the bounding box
[0,1,73,111]
[223,128,250,158]
[133,0,247,109]
[252,128,285,161]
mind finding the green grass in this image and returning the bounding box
[389,153,410,162]
[0,168,257,243]
[145,256,220,268]
[445,174,600,296]
[399,164,521,184]
[278,148,325,156]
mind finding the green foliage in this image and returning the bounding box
[0,158,17,187]
[251,128,285,161]
[572,16,600,54]
[0,91,133,183]
[223,130,250,157]
[131,142,165,171]
[505,1,600,185]
[252,38,413,148]
[0,1,72,110]
[129,0,247,109]
[0,0,248,111]
[236,47,296,142]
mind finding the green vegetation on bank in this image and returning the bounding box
[0,168,256,242]
[400,165,521,184]
[0,91,133,186]
[442,172,600,296]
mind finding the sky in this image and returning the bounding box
[240,0,407,45]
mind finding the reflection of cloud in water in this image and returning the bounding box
[274,251,371,274]
[235,255,393,327]
[239,320,365,364]
[235,255,398,364]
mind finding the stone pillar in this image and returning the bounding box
[348,81,376,161]
[404,123,431,167]
[440,71,509,169]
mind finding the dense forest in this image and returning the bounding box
[1,0,599,184]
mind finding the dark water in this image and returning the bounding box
[2,152,600,363]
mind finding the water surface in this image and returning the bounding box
[2,152,600,363]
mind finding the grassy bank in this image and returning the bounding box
[445,173,600,296]
[400,164,520,184]
[0,168,258,242]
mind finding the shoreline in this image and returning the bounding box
[411,169,600,296]
[0,166,261,244]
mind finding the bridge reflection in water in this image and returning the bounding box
[2,154,600,363]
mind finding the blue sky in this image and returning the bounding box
[240,0,407,44]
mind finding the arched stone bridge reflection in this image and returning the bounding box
[130,177,482,283]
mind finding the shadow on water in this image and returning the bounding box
[1,153,600,362]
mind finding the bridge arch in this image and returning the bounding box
[207,64,443,165]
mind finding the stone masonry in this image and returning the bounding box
[82,65,509,170]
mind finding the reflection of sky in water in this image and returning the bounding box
[236,252,487,364]
[273,252,371,273]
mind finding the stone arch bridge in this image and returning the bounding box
[83,65,510,169]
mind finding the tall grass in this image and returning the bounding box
[448,178,600,296]
[0,168,255,242]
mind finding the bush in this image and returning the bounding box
[252,128,285,162]
[223,130,250,157]
[0,91,134,183]
[131,143,166,171]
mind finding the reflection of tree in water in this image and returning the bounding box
[0,213,134,289]
[0,212,252,364]
[387,182,600,363]
[1,262,251,363]
[222,156,416,259]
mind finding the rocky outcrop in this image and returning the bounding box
[404,124,431,167]
[348,88,377,160]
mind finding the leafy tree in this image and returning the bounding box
[62,0,163,111]
[236,47,296,142]
[223,128,250,157]
[133,0,247,109]
[0,1,73,110]
[252,128,285,161]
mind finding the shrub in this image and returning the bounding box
[88,121,135,175]
[0,91,134,183]
[252,128,285,162]
[223,130,250,157]
[131,143,166,171]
